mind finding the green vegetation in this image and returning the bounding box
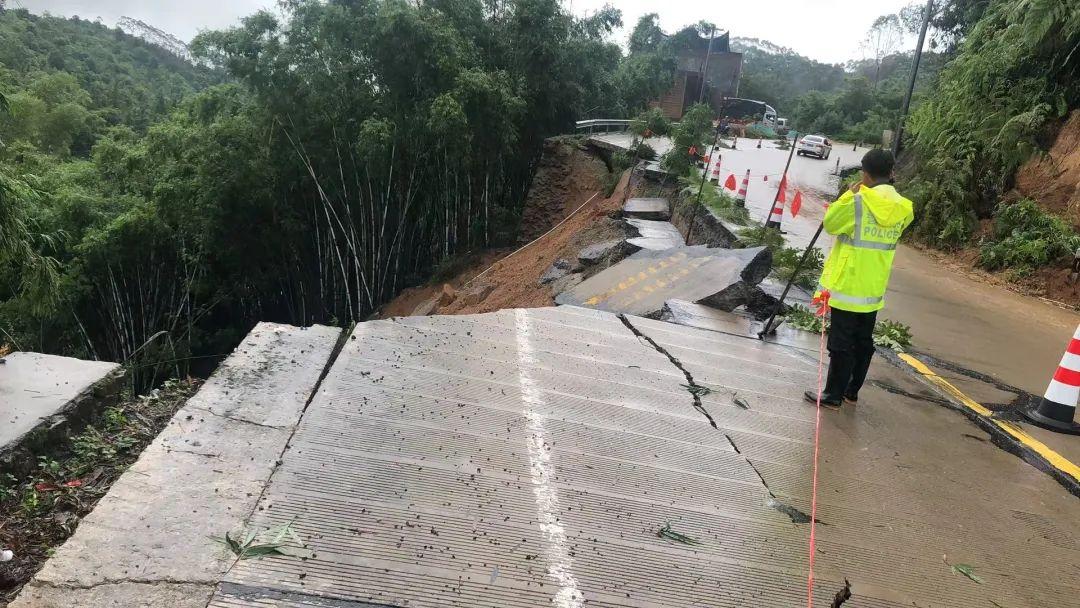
[0,380,198,581]
[905,0,1080,249]
[662,103,713,175]
[678,174,751,226]
[873,318,914,351]
[978,199,1080,275]
[785,304,914,351]
[739,226,823,289]
[0,3,680,385]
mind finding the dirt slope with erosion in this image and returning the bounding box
[377,140,630,317]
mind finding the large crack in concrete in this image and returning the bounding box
[617,314,718,428]
[617,314,822,525]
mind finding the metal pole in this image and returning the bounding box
[698,26,715,104]
[758,222,825,339]
[685,123,723,244]
[893,0,934,158]
[765,135,798,229]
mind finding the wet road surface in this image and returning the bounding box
[206,307,1078,607]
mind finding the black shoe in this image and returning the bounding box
[844,395,858,406]
[804,390,842,410]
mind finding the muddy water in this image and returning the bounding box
[884,245,1079,394]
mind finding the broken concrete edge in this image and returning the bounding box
[12,323,347,605]
[13,580,215,608]
[878,348,1080,498]
[669,194,752,249]
[0,366,125,479]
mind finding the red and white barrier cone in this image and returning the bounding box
[765,199,784,229]
[757,138,762,149]
[1023,324,1080,434]
[736,169,749,207]
[710,156,722,184]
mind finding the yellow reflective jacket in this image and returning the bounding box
[816,184,914,313]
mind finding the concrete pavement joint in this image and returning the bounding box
[616,314,718,428]
[217,323,353,578]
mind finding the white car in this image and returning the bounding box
[797,135,832,159]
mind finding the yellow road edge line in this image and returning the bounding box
[897,353,1080,483]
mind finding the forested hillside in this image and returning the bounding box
[897,0,1079,300]
[0,2,678,385]
[0,10,219,136]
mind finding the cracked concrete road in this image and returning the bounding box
[15,308,1078,607]
[11,323,342,608]
[194,307,1074,608]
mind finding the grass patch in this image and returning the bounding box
[0,379,199,601]
[678,173,751,226]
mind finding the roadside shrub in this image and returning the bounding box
[773,245,824,290]
[873,319,912,351]
[678,173,751,225]
[630,107,671,138]
[978,199,1079,273]
[786,304,827,333]
[786,305,913,351]
[662,103,713,176]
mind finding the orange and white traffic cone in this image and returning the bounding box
[710,155,722,184]
[1023,324,1080,434]
[736,169,749,207]
[757,138,762,149]
[765,198,784,229]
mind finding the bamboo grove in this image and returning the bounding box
[0,1,683,386]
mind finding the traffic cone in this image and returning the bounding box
[1023,324,1080,434]
[736,169,749,206]
[710,155,722,183]
[757,138,762,149]
[765,199,784,229]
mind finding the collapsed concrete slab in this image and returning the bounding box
[1,353,122,476]
[660,299,822,351]
[626,218,684,251]
[539,258,573,285]
[12,323,342,608]
[623,197,671,220]
[555,245,771,317]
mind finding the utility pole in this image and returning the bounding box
[698,25,715,104]
[893,0,934,158]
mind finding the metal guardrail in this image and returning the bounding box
[574,119,632,133]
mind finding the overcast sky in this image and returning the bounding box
[19,0,917,64]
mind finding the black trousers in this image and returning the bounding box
[823,308,877,401]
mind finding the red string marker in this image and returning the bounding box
[807,289,830,607]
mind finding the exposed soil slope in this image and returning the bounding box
[377,139,627,317]
[1014,109,1080,228]
[516,137,608,243]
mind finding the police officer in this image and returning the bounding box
[805,149,914,409]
